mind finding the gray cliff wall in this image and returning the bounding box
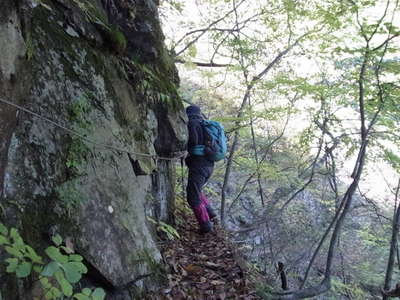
[0,0,186,298]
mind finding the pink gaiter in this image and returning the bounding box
[192,204,210,224]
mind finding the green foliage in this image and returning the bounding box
[147,217,180,240]
[132,56,182,110]
[70,0,127,55]
[0,225,106,300]
[174,193,192,220]
[255,283,275,299]
[67,93,92,174]
[384,149,400,172]
[71,0,108,28]
[187,44,197,58]
[37,0,53,11]
[66,137,90,174]
[132,248,166,283]
[104,25,127,55]
[25,31,35,61]
[56,180,87,213]
[329,277,367,300]
[68,93,92,130]
[74,288,106,300]
[161,0,184,13]
[348,225,389,287]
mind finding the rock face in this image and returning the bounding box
[0,0,186,298]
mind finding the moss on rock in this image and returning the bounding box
[105,25,127,55]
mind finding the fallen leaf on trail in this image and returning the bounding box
[197,283,211,290]
[170,261,179,273]
[181,269,188,277]
[184,264,202,274]
[211,280,225,285]
[218,292,227,300]
[205,261,220,267]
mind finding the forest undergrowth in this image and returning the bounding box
[147,197,264,300]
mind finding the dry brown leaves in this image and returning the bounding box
[146,213,261,300]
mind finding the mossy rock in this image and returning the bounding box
[102,25,127,55]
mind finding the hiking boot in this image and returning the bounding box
[199,220,213,234]
[192,204,212,234]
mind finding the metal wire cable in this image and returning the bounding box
[0,97,186,161]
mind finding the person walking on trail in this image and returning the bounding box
[185,105,217,234]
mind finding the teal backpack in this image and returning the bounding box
[189,120,227,161]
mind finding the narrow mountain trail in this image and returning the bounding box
[148,210,263,299]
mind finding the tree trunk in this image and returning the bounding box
[383,179,400,300]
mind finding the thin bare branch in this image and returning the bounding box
[173,0,247,56]
[175,58,233,67]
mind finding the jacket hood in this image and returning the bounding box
[186,105,201,116]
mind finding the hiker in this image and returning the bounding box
[185,105,217,234]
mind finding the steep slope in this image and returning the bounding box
[0,0,186,298]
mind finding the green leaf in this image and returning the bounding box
[69,254,83,262]
[82,288,92,296]
[5,258,19,273]
[158,222,180,240]
[13,243,25,253]
[25,245,43,264]
[0,223,8,235]
[62,262,83,283]
[45,246,68,264]
[40,277,51,289]
[69,261,87,273]
[73,294,91,300]
[34,265,43,273]
[146,217,157,225]
[60,279,73,297]
[384,149,400,172]
[92,288,106,300]
[10,228,23,245]
[16,261,32,278]
[61,245,74,254]
[41,261,60,277]
[55,269,73,297]
[188,44,197,57]
[9,228,18,238]
[51,234,63,246]
[45,286,62,300]
[0,235,9,245]
[5,245,23,258]
[39,2,53,11]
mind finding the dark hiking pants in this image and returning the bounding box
[187,165,214,230]
[186,165,213,208]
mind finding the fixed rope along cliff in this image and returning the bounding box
[0,98,186,161]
